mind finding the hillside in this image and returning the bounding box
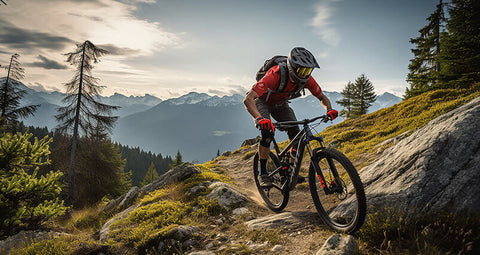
[4,85,479,255]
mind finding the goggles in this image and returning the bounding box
[295,67,314,78]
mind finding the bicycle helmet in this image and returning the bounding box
[287,47,320,85]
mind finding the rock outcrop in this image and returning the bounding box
[245,211,321,230]
[207,182,249,210]
[103,163,201,213]
[335,97,480,215]
[0,231,68,254]
[316,234,358,255]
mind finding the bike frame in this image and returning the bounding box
[268,116,341,191]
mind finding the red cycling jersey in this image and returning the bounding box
[252,65,323,104]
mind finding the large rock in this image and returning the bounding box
[336,97,480,215]
[245,211,321,230]
[140,163,201,196]
[316,234,358,255]
[0,231,68,254]
[207,182,248,210]
[99,204,138,241]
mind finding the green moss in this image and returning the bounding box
[109,200,189,247]
[242,151,256,160]
[318,85,480,161]
[8,234,104,255]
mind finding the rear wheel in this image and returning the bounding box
[308,148,366,233]
[253,152,289,212]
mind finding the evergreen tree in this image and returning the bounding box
[55,41,119,204]
[140,162,159,187]
[0,54,38,129]
[0,132,67,237]
[438,0,480,87]
[352,74,376,116]
[406,0,446,98]
[336,81,356,118]
[170,150,183,168]
[74,138,130,207]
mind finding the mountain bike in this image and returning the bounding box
[252,115,366,233]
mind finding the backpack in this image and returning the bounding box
[255,55,306,102]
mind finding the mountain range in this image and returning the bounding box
[7,78,402,162]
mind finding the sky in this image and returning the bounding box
[0,0,440,98]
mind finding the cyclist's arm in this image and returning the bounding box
[315,92,333,112]
[244,89,263,119]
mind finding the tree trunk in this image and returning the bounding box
[68,42,86,205]
[1,55,13,120]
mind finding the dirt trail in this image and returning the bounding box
[215,145,333,254]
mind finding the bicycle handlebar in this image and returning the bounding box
[274,115,330,130]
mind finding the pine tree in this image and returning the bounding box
[0,54,38,129]
[55,41,119,204]
[438,0,480,88]
[0,132,67,237]
[336,81,356,118]
[352,74,376,116]
[170,150,183,168]
[406,0,446,98]
[140,162,159,187]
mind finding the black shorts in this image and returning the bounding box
[255,98,300,140]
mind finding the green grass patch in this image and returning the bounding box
[318,85,480,162]
[8,233,106,255]
[242,151,256,160]
[358,207,480,254]
[233,224,282,245]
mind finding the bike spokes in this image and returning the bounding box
[309,148,366,233]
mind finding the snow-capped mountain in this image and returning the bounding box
[161,92,212,106]
[6,77,402,162]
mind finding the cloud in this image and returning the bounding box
[27,82,57,92]
[213,131,232,137]
[0,20,74,52]
[26,55,67,70]
[98,44,141,56]
[310,0,341,46]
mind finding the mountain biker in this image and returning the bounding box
[243,47,338,187]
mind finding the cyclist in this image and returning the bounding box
[243,47,338,187]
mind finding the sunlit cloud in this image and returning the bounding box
[310,0,341,46]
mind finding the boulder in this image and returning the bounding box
[241,136,261,147]
[99,204,138,241]
[245,211,321,230]
[0,231,68,254]
[207,182,248,210]
[334,96,480,216]
[316,234,358,255]
[139,163,201,197]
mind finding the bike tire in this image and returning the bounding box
[308,148,366,233]
[253,152,290,212]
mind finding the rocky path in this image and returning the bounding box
[215,145,336,254]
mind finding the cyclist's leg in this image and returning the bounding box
[255,99,274,186]
[270,102,300,148]
[271,103,306,183]
[255,98,274,160]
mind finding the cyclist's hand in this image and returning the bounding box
[255,117,275,132]
[327,109,338,120]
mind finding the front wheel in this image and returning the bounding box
[308,148,366,233]
[253,152,289,212]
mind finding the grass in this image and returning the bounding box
[319,85,480,165]
[233,224,283,245]
[358,207,480,254]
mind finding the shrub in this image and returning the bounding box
[0,132,68,238]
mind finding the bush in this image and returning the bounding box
[0,132,68,238]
